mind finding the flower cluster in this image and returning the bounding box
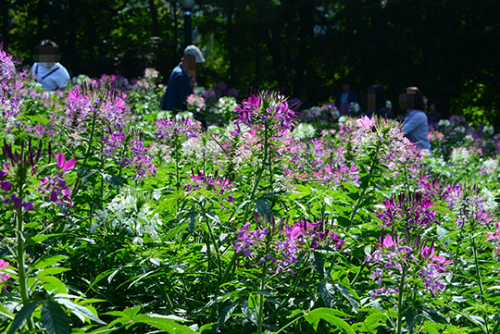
[38,153,75,207]
[233,91,296,137]
[235,218,343,275]
[377,192,439,230]
[187,94,205,113]
[91,190,161,244]
[367,233,451,299]
[183,170,234,203]
[156,117,199,141]
[486,220,500,255]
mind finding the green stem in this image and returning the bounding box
[349,261,366,287]
[348,140,381,227]
[472,237,491,334]
[241,124,269,226]
[16,193,35,330]
[396,265,407,334]
[257,261,268,334]
[203,211,223,283]
[72,110,99,199]
[275,314,306,334]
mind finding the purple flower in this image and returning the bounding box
[12,196,22,209]
[22,201,35,211]
[56,153,76,172]
[0,180,11,191]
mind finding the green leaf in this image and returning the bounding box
[87,269,115,291]
[7,300,43,334]
[255,198,272,222]
[422,307,449,325]
[102,173,123,188]
[334,283,360,310]
[33,255,67,270]
[213,302,238,333]
[422,323,440,334]
[406,308,422,334]
[198,323,214,333]
[123,305,141,320]
[134,314,196,333]
[305,308,356,333]
[41,301,70,334]
[41,276,68,294]
[27,234,65,245]
[37,267,70,279]
[56,299,106,325]
[319,281,335,308]
[0,303,14,320]
[189,212,199,234]
[312,252,325,279]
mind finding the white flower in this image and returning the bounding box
[438,119,451,127]
[338,116,348,125]
[455,126,466,133]
[291,123,316,140]
[483,125,495,136]
[481,188,498,211]
[482,158,499,175]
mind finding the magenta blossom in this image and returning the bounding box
[56,153,76,172]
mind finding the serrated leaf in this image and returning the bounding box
[41,301,70,334]
[305,308,356,333]
[7,300,43,334]
[255,198,272,222]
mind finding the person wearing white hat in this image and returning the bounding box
[161,45,205,114]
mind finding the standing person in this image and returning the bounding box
[161,45,205,115]
[427,101,441,124]
[335,79,359,114]
[400,87,431,152]
[365,84,394,119]
[31,40,70,91]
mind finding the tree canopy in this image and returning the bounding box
[2,0,499,123]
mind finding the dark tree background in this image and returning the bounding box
[1,0,499,124]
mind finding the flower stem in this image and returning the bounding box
[257,261,268,334]
[241,124,269,226]
[16,189,35,330]
[396,265,407,334]
[472,236,491,334]
[348,140,381,228]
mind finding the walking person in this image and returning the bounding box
[400,87,431,152]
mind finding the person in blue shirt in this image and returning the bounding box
[161,45,204,114]
[400,87,431,152]
[335,79,359,114]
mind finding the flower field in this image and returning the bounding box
[1,50,500,334]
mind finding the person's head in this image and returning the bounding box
[341,79,350,93]
[34,39,60,69]
[366,84,387,111]
[181,45,204,87]
[429,102,439,113]
[399,86,425,111]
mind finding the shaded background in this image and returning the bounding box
[1,0,499,123]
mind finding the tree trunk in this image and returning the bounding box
[1,0,8,51]
[149,0,160,37]
[38,0,43,40]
